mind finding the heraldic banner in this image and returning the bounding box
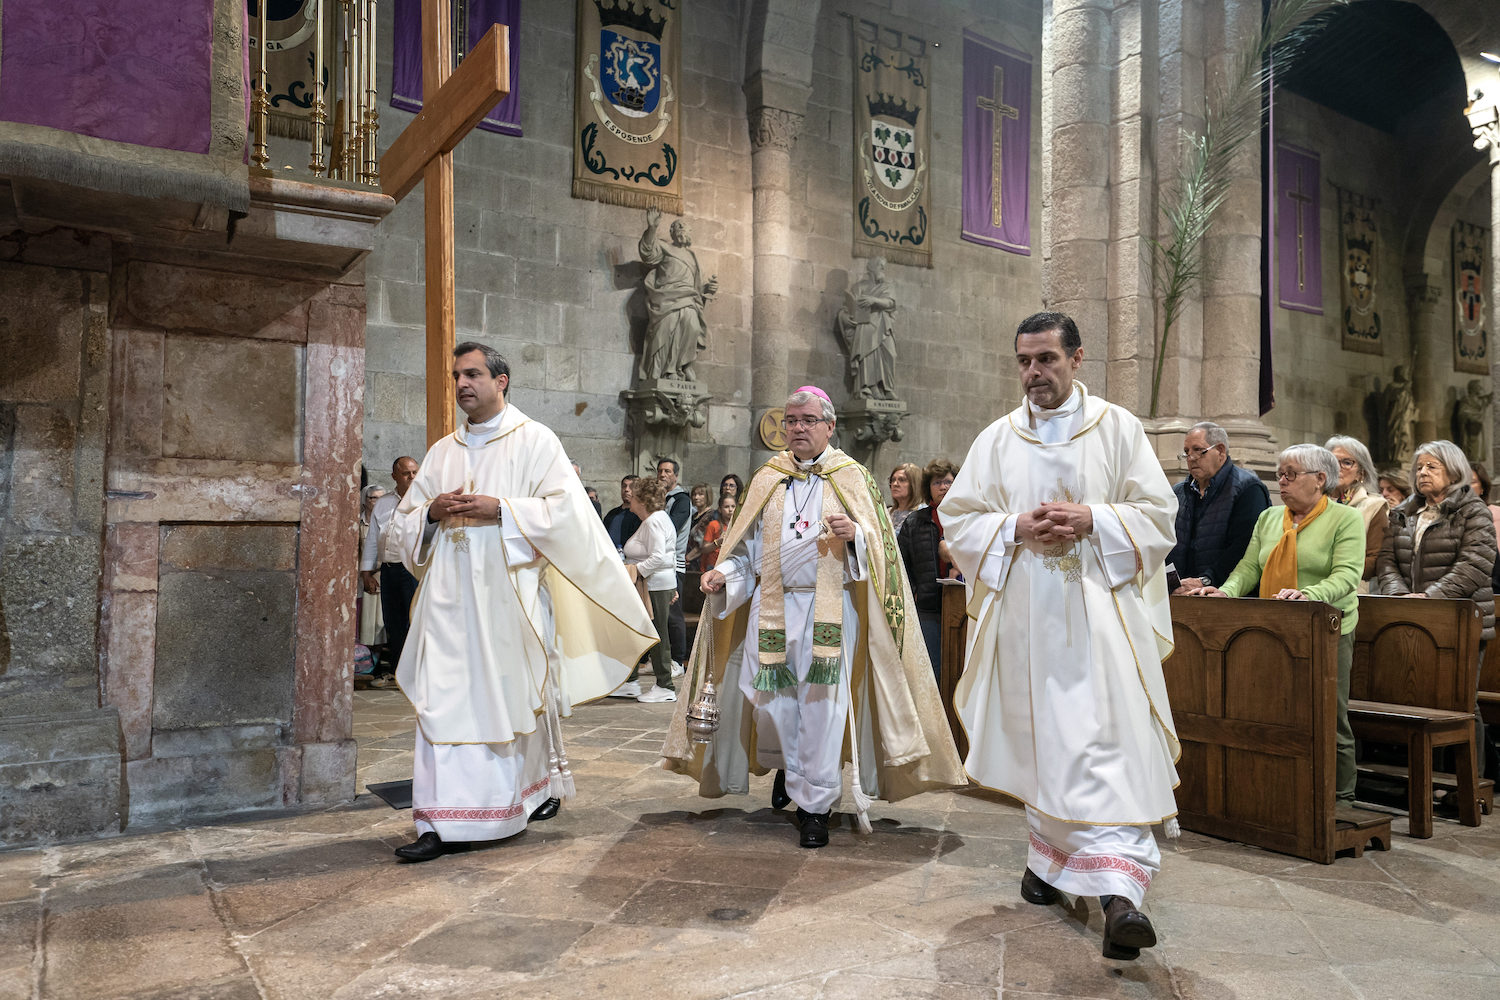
[961,32,1031,255]
[851,20,932,268]
[1454,221,1491,374]
[393,0,522,137]
[572,0,682,214]
[1336,186,1382,355]
[1275,143,1322,314]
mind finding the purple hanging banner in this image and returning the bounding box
[961,32,1031,255]
[1275,143,1322,314]
[392,0,521,136]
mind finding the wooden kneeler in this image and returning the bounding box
[1348,701,1482,838]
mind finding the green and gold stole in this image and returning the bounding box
[754,469,846,691]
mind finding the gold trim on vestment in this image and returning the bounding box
[1097,541,1182,768]
[1006,383,1109,446]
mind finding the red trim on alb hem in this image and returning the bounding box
[412,778,552,822]
[1029,832,1151,891]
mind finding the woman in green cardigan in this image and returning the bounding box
[1186,443,1365,807]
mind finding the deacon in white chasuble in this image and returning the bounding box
[941,383,1180,904]
[388,403,656,841]
[662,447,965,828]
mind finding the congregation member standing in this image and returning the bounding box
[1326,436,1390,587]
[941,312,1179,961]
[603,475,642,550]
[662,387,963,848]
[360,458,421,687]
[620,475,679,703]
[1166,421,1268,594]
[897,457,961,679]
[1188,445,1364,813]
[887,462,923,531]
[658,457,693,671]
[387,343,655,862]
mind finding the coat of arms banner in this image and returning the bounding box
[572,0,682,214]
[1336,186,1382,355]
[393,0,522,137]
[1454,221,1491,374]
[961,32,1031,255]
[851,20,932,268]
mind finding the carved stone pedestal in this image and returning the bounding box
[839,397,908,449]
[622,378,711,473]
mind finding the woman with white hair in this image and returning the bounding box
[1326,435,1390,587]
[1376,440,1496,775]
[1188,444,1365,807]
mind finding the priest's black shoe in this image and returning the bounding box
[1020,867,1061,906]
[529,797,561,822]
[771,769,791,810]
[394,832,446,862]
[796,808,830,848]
[1100,895,1157,960]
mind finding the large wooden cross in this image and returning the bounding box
[380,1,510,445]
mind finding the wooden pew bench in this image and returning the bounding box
[1164,597,1390,863]
[1351,596,1489,838]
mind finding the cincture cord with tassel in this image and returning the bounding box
[543,671,575,800]
[845,668,874,835]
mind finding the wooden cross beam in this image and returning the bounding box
[379,2,510,445]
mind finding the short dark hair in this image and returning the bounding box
[453,341,510,380]
[621,474,639,486]
[1473,462,1492,502]
[656,457,680,476]
[1015,311,1082,354]
[922,458,960,506]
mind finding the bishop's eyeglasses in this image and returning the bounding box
[782,416,828,429]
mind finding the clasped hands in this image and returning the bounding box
[1016,502,1092,545]
[428,491,500,523]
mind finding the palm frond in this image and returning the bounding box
[1147,0,1347,417]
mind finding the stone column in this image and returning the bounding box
[1406,275,1445,448]
[746,76,807,439]
[1045,0,1113,393]
[1197,0,1276,469]
[1471,105,1500,471]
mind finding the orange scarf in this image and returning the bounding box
[1259,494,1329,598]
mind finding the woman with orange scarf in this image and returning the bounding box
[1188,444,1364,806]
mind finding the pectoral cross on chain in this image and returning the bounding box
[976,65,1019,228]
[1286,164,1313,291]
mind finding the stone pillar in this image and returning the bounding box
[1406,274,1445,448]
[1197,0,1276,469]
[1470,104,1500,471]
[1045,0,1113,394]
[746,74,808,454]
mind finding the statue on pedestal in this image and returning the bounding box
[836,256,898,399]
[1455,379,1494,460]
[637,206,717,382]
[1383,365,1417,464]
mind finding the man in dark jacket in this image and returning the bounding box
[603,475,642,549]
[1167,422,1270,593]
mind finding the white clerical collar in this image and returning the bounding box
[1029,384,1082,423]
[794,447,831,470]
[466,406,506,433]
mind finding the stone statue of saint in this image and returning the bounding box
[1456,379,1494,459]
[637,207,717,383]
[836,256,898,400]
[1383,365,1417,464]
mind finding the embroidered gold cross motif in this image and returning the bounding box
[447,528,470,553]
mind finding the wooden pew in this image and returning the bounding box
[1350,596,1489,837]
[938,580,969,760]
[1483,598,1500,728]
[1166,597,1391,864]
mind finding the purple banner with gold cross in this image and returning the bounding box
[392,0,521,136]
[1275,143,1322,314]
[961,32,1031,255]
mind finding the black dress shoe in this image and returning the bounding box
[797,808,830,848]
[529,797,560,822]
[1020,867,1062,905]
[1100,895,1157,960]
[771,769,791,810]
[394,831,446,862]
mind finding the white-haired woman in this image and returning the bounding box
[1326,435,1390,587]
[1376,440,1496,775]
[1188,444,1364,806]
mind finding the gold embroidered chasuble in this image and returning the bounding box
[941,384,1182,825]
[661,447,965,801]
[389,404,656,745]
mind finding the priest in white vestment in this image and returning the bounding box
[387,343,656,862]
[661,387,964,848]
[941,313,1179,961]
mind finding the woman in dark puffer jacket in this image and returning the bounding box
[1376,439,1496,776]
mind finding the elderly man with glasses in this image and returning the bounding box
[1165,421,1270,594]
[662,386,964,849]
